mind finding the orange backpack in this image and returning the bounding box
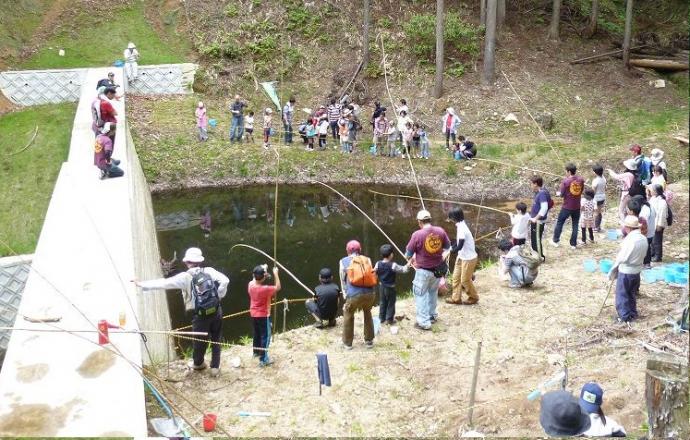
[346,255,377,288]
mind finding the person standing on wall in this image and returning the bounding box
[282,97,296,145]
[550,163,585,250]
[229,95,247,143]
[134,248,229,377]
[405,210,451,331]
[123,42,139,84]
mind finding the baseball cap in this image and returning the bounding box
[579,382,603,414]
[253,265,267,278]
[416,210,432,221]
[319,268,333,279]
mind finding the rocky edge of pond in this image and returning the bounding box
[148,174,532,200]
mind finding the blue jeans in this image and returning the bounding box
[552,208,580,246]
[230,116,244,141]
[252,316,271,362]
[615,273,639,322]
[284,122,293,143]
[412,269,440,328]
[421,140,430,158]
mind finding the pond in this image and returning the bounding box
[152,184,513,344]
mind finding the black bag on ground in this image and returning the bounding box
[191,269,220,316]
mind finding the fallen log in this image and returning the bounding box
[673,136,689,145]
[629,58,689,71]
[570,45,646,64]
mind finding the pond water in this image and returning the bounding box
[152,185,512,344]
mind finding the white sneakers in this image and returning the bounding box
[187,360,207,370]
[209,368,220,377]
[549,239,560,248]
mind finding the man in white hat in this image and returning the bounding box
[134,247,229,377]
[123,42,140,83]
[405,210,451,330]
[608,215,648,323]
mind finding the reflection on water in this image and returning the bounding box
[153,185,510,343]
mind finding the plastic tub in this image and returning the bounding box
[641,270,657,284]
[584,259,597,273]
[663,268,676,283]
[208,118,217,128]
[113,59,124,67]
[599,259,613,274]
[674,272,688,285]
[606,230,618,240]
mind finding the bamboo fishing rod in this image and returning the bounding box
[230,243,315,296]
[272,147,280,331]
[379,33,425,210]
[472,157,561,178]
[368,189,512,216]
[0,327,208,336]
[313,181,408,260]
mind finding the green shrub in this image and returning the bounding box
[378,17,392,28]
[403,13,480,64]
[446,61,465,78]
[197,40,221,58]
[224,3,239,18]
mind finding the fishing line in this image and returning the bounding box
[472,157,561,178]
[272,147,280,331]
[368,190,512,216]
[312,181,408,259]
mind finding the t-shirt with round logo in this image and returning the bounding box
[559,175,585,210]
[406,225,451,269]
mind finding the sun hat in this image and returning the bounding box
[182,247,204,263]
[539,390,591,437]
[198,101,204,108]
[623,215,641,229]
[127,42,136,49]
[447,107,455,115]
[579,382,603,414]
[345,240,361,254]
[100,122,113,134]
[629,144,641,155]
[416,210,432,221]
[650,148,664,165]
[265,108,273,114]
[623,158,637,171]
[319,268,333,279]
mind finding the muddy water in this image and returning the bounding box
[153,185,511,344]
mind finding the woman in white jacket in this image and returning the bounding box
[441,107,461,150]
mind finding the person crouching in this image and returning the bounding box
[306,268,341,329]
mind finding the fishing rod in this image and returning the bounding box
[472,157,561,178]
[0,327,208,336]
[230,243,315,296]
[312,181,408,260]
[272,147,280,331]
[368,190,512,216]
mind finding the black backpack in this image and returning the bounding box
[628,175,645,198]
[191,269,220,316]
[667,204,673,226]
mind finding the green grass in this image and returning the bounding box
[19,1,189,69]
[0,0,51,62]
[0,103,76,256]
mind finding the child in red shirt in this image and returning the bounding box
[247,265,281,366]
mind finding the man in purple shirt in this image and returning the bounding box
[551,163,584,249]
[93,123,124,179]
[405,210,451,330]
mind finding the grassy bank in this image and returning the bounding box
[129,94,688,189]
[0,103,75,256]
[16,1,190,69]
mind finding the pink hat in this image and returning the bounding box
[346,240,361,254]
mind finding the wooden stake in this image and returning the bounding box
[467,341,482,428]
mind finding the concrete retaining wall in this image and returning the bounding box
[0,63,197,106]
[0,67,172,436]
[0,255,32,364]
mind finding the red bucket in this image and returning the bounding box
[97,319,109,345]
[203,413,217,432]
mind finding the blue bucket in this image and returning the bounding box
[208,118,217,128]
[641,270,657,284]
[583,259,597,273]
[113,59,125,67]
[599,259,613,274]
[606,229,619,240]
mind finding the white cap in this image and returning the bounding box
[182,247,204,263]
[100,122,113,134]
[265,107,273,114]
[127,42,136,49]
[198,101,204,108]
[447,107,455,115]
[416,210,432,221]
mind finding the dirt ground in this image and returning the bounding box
[146,182,689,437]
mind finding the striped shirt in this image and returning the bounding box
[327,104,342,122]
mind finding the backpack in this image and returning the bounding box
[628,175,645,198]
[541,189,554,211]
[517,245,542,270]
[639,157,652,184]
[346,255,378,288]
[666,204,673,226]
[191,269,220,316]
[91,100,104,128]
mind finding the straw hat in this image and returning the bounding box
[623,215,641,229]
[623,158,637,171]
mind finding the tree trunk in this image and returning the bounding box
[547,0,561,41]
[622,0,634,68]
[482,0,497,86]
[497,0,505,34]
[645,352,689,439]
[629,58,689,71]
[362,0,370,68]
[433,0,444,98]
[480,0,486,27]
[587,0,599,37]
